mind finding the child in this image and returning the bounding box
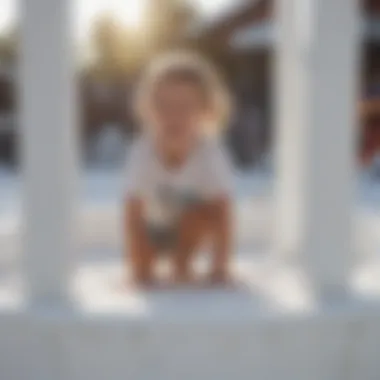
[124,52,234,287]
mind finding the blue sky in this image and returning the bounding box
[0,0,233,40]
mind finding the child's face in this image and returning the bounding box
[150,80,208,150]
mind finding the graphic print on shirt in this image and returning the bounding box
[155,182,202,225]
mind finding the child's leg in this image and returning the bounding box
[207,198,232,284]
[125,199,157,287]
[173,199,232,284]
[172,203,212,283]
[129,238,156,286]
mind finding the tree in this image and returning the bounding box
[146,0,199,54]
[83,1,201,80]
[87,12,149,79]
[0,27,18,66]
[88,13,124,78]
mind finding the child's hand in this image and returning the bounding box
[172,268,197,286]
[207,269,231,287]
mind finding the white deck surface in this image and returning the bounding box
[1,169,380,380]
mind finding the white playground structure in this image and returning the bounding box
[1,1,380,380]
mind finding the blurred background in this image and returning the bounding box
[0,0,271,171]
[0,0,380,262]
[0,0,379,172]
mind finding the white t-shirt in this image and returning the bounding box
[124,137,233,227]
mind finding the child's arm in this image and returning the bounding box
[203,141,234,283]
[124,197,155,285]
[209,196,233,283]
[123,139,155,286]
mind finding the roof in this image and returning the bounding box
[230,16,380,50]
[199,0,252,29]
[189,0,262,38]
[230,21,273,49]
[192,0,380,49]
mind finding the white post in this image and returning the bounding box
[20,0,77,306]
[274,0,305,258]
[276,0,359,299]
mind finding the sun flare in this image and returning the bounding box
[111,0,146,30]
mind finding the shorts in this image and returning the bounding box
[146,224,178,251]
[146,196,205,251]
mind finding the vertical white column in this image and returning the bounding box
[276,0,359,299]
[274,0,305,258]
[304,0,359,298]
[20,0,77,306]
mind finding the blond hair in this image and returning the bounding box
[134,51,232,133]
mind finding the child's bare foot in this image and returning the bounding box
[206,270,234,288]
[172,270,198,287]
[130,274,160,290]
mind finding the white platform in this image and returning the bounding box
[1,254,380,380]
[1,171,380,379]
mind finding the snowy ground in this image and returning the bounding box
[0,166,380,305]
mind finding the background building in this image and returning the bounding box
[0,0,380,168]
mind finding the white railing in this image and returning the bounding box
[18,0,359,307]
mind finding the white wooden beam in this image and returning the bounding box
[275,0,359,299]
[274,0,305,258]
[20,0,77,306]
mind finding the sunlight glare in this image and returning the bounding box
[76,0,147,43]
[112,0,146,30]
